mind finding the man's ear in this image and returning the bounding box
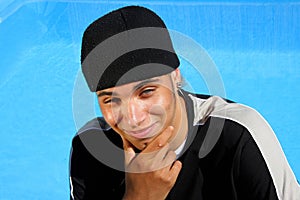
[171,68,182,84]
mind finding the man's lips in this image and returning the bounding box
[124,122,158,139]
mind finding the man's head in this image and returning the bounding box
[81,6,185,150]
[96,69,183,150]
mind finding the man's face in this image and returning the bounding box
[97,72,179,150]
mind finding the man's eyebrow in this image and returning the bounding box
[97,79,160,97]
[97,91,117,97]
[132,78,160,91]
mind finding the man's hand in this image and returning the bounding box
[122,126,182,200]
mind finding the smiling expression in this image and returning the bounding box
[97,69,186,150]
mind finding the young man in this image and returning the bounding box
[69,5,300,200]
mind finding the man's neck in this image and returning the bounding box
[170,95,188,151]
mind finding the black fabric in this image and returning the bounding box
[70,128,125,200]
[81,6,168,63]
[81,6,179,91]
[96,49,178,91]
[69,92,279,200]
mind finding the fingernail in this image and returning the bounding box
[168,126,174,136]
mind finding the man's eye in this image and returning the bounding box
[104,98,120,104]
[140,88,155,97]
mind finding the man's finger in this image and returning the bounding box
[163,150,177,168]
[169,160,182,181]
[120,136,136,165]
[125,146,136,166]
[143,126,174,153]
[151,147,177,170]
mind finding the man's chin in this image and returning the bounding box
[136,132,163,150]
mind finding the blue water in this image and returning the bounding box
[0,1,299,199]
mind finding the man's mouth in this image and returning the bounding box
[124,122,158,139]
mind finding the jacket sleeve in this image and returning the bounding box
[232,129,279,200]
[69,135,89,200]
[195,95,300,199]
[69,130,126,200]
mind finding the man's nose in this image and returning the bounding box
[124,99,146,127]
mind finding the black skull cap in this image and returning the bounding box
[81,5,180,91]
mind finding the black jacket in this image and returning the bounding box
[69,91,299,199]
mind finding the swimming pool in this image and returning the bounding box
[1,1,299,199]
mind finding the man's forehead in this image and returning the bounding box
[96,75,169,96]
